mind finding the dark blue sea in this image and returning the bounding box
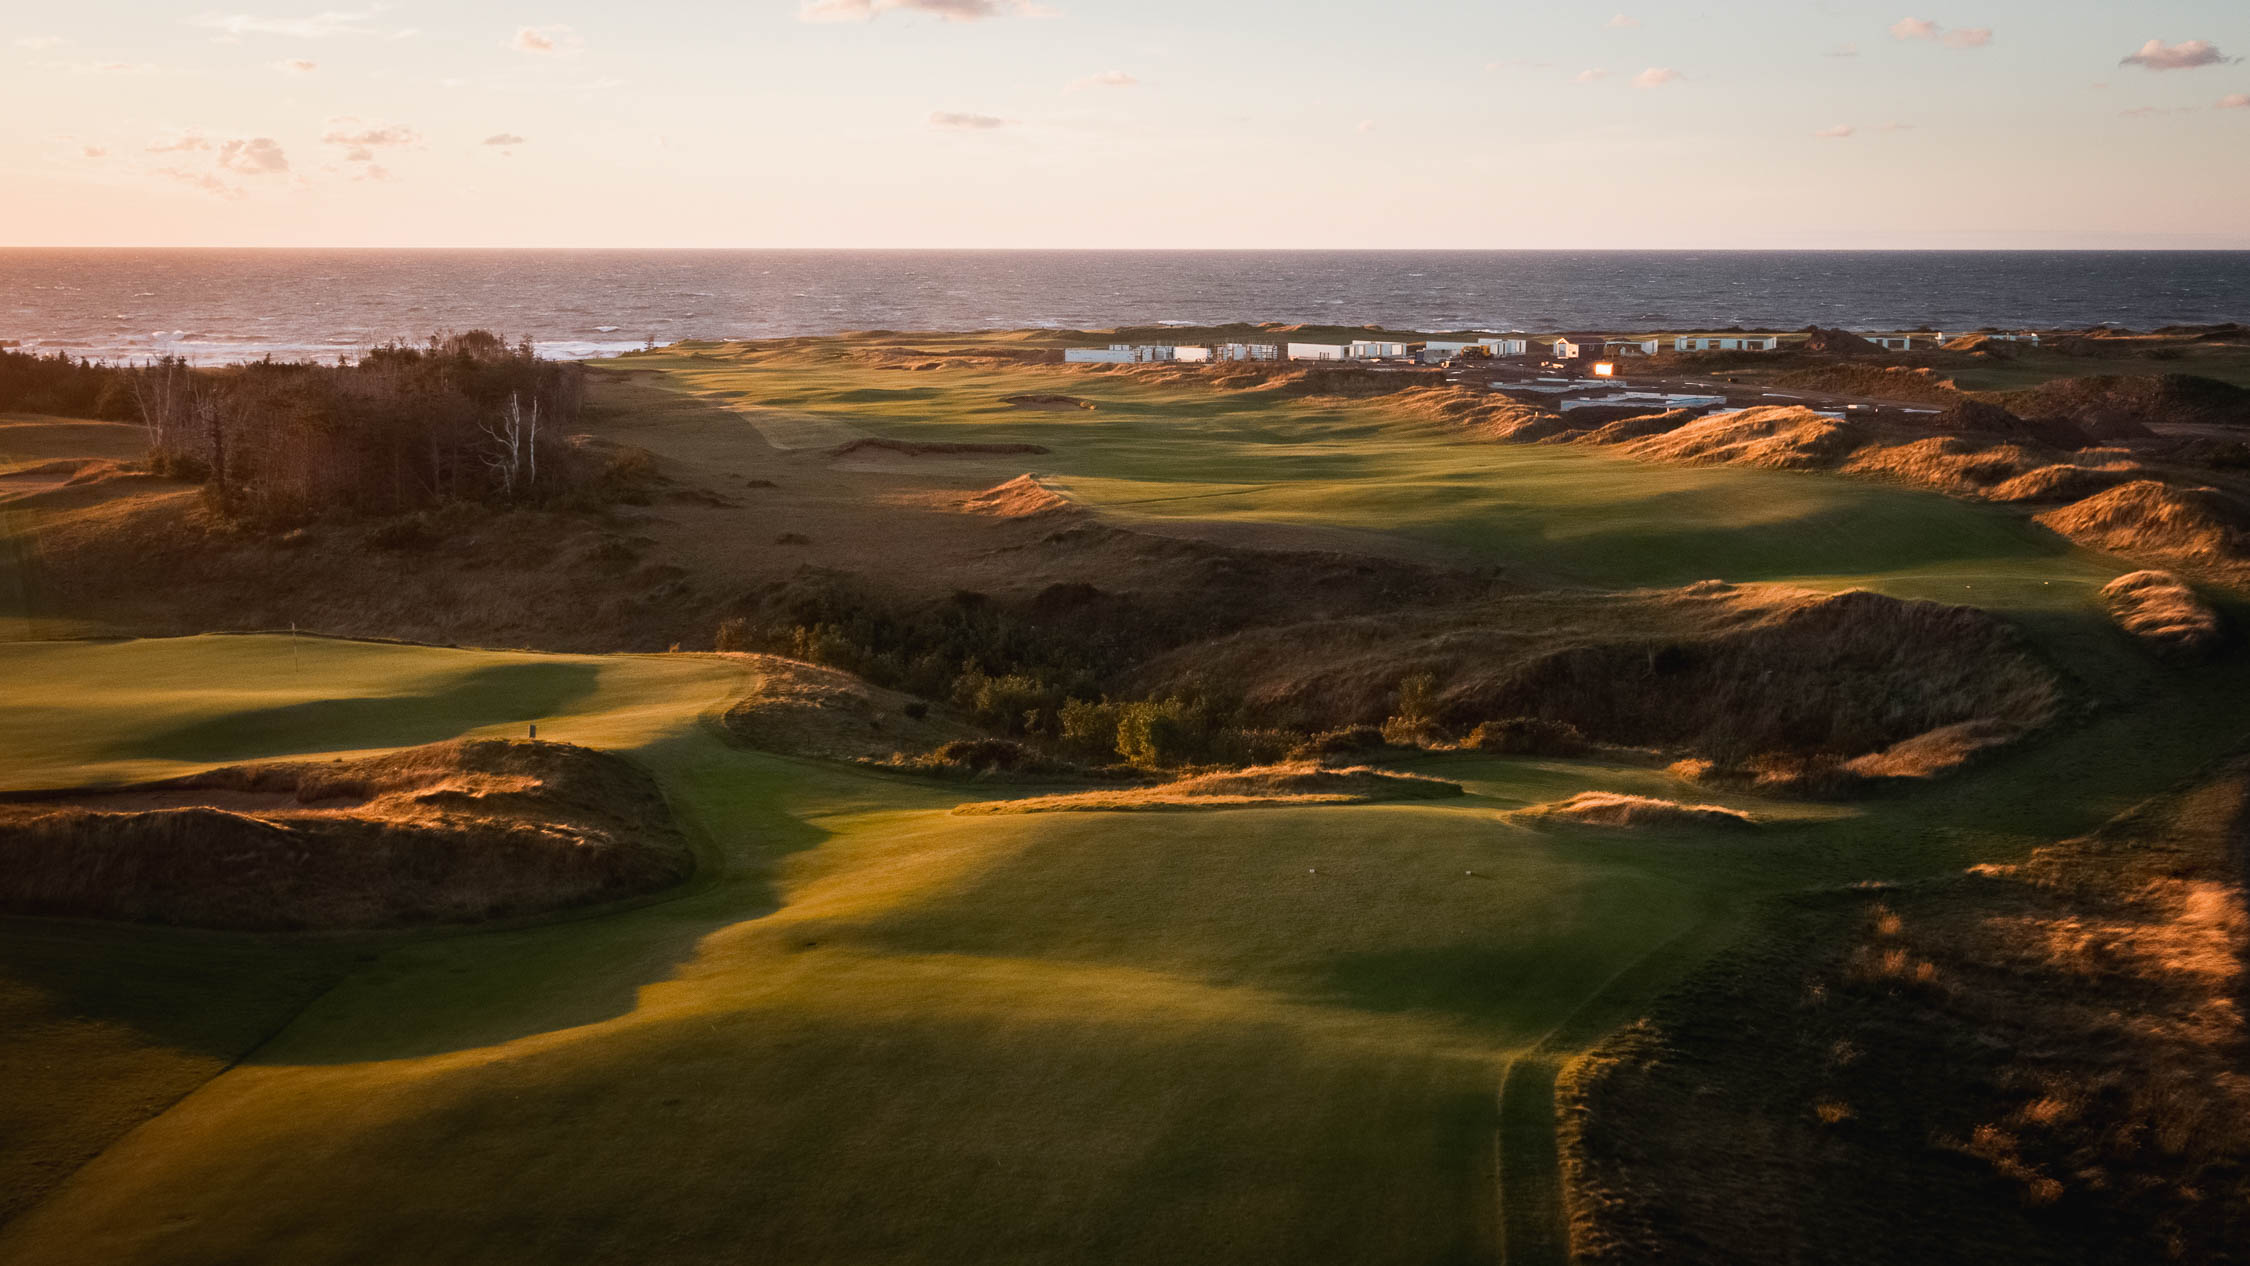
[4,249,2246,364]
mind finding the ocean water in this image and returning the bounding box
[4,249,2247,364]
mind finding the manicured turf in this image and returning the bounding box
[5,626,2250,1264]
[630,343,2133,619]
[5,346,2248,1262]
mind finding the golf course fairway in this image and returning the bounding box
[5,621,2249,1265]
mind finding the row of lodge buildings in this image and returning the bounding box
[1061,330,2035,367]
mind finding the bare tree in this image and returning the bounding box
[479,393,541,499]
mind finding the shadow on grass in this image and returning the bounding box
[119,660,605,767]
[237,740,840,1066]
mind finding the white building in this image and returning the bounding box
[1063,345,1138,364]
[1553,338,1587,359]
[1604,338,1662,357]
[1862,334,1919,351]
[1062,343,1192,364]
[1672,335,1781,352]
[1349,340,1419,360]
[1287,342,1350,361]
[1216,343,1279,361]
[1479,338,1530,357]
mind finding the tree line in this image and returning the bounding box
[1,332,589,521]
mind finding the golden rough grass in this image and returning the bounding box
[953,761,1464,815]
[2098,569,2224,659]
[1516,791,1757,831]
[1616,407,1871,470]
[2036,481,2250,576]
[1559,759,2250,1264]
[0,739,689,930]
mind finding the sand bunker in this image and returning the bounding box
[954,761,1464,815]
[0,739,690,930]
[1516,791,1757,831]
[958,474,1075,519]
[2099,569,2224,659]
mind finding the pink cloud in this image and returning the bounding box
[1633,66,1681,88]
[2120,39,2231,71]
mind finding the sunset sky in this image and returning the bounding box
[4,0,2246,248]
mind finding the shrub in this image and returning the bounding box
[1466,717,1589,756]
[714,618,752,653]
[1292,725,1387,760]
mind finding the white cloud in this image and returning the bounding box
[190,8,384,39]
[274,58,317,73]
[2120,39,2231,71]
[217,137,289,174]
[1068,69,1136,90]
[484,132,528,145]
[146,131,212,153]
[1633,66,1681,88]
[929,110,1009,129]
[1605,14,1639,28]
[321,118,418,148]
[512,25,583,54]
[2220,93,2250,109]
[803,0,1053,22]
[68,61,157,74]
[1574,68,1609,83]
[1815,124,1855,138]
[1826,43,1860,58]
[160,167,243,198]
[1890,17,1937,41]
[13,35,66,49]
[1943,27,1991,49]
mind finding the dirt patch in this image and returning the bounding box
[0,740,690,930]
[2099,569,2224,660]
[953,761,1463,814]
[718,654,983,763]
[1516,791,1757,831]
